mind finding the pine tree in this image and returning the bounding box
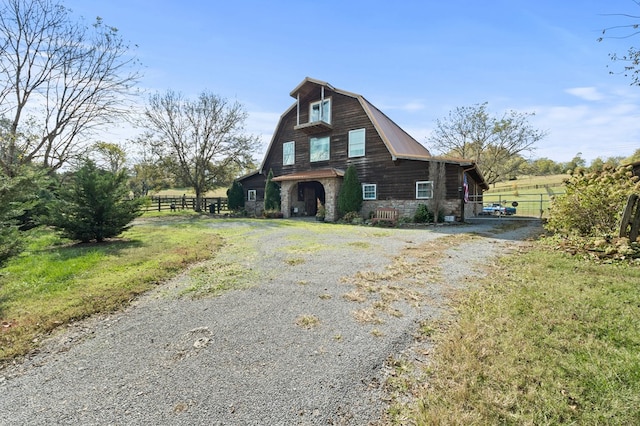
[264,168,280,211]
[337,165,362,217]
[49,160,143,242]
[226,180,245,212]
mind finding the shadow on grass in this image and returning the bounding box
[38,238,145,261]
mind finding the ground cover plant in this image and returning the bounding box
[394,244,640,425]
[0,215,222,363]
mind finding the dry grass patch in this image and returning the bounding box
[352,307,384,324]
[342,235,474,324]
[285,257,305,266]
[343,290,366,303]
[295,314,320,329]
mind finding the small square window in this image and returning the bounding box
[362,183,377,200]
[416,181,433,199]
[248,189,256,201]
[283,141,295,165]
[349,129,365,157]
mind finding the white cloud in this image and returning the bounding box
[565,87,604,101]
[529,100,640,162]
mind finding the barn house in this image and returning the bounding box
[239,77,488,222]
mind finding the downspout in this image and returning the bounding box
[296,93,300,126]
[320,86,325,122]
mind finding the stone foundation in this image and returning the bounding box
[361,199,463,222]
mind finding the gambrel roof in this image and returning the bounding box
[291,77,431,160]
[258,77,488,189]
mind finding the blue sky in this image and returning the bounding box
[64,0,640,163]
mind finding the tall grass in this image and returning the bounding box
[0,216,222,363]
[409,247,640,425]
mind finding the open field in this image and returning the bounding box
[483,174,568,217]
[153,187,228,198]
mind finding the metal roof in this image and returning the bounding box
[271,168,345,182]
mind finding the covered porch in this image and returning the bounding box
[272,169,344,222]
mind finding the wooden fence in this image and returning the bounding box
[146,196,229,214]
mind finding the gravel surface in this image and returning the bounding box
[0,218,541,425]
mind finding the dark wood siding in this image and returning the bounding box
[255,85,473,204]
[262,89,436,199]
[239,173,266,200]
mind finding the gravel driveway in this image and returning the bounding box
[0,218,541,425]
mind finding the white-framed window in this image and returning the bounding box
[283,141,295,165]
[310,136,330,162]
[310,98,331,124]
[348,128,365,157]
[362,183,377,200]
[248,189,256,201]
[416,181,433,199]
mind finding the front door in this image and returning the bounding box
[304,186,316,215]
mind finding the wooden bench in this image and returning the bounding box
[371,207,399,226]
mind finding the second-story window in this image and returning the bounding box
[283,141,295,165]
[348,128,365,157]
[310,136,330,162]
[310,99,331,124]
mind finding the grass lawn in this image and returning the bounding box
[398,243,640,425]
[0,213,223,363]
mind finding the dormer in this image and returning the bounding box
[291,77,333,135]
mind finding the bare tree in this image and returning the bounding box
[143,90,259,211]
[0,0,140,175]
[428,161,446,223]
[597,4,640,85]
[428,103,546,184]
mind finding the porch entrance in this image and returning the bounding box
[295,181,325,216]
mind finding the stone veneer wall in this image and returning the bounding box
[245,200,264,217]
[360,199,462,221]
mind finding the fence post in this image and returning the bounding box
[620,194,639,239]
[540,194,543,218]
[158,197,161,212]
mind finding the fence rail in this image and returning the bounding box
[145,196,229,214]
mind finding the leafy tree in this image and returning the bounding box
[226,180,245,212]
[48,160,143,243]
[264,168,280,211]
[0,165,45,264]
[521,157,564,176]
[143,90,259,211]
[428,102,546,184]
[0,0,141,172]
[337,165,362,217]
[563,152,587,174]
[92,142,127,174]
[546,165,640,237]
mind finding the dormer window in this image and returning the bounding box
[310,99,331,124]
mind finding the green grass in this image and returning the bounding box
[400,246,640,425]
[0,215,223,363]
